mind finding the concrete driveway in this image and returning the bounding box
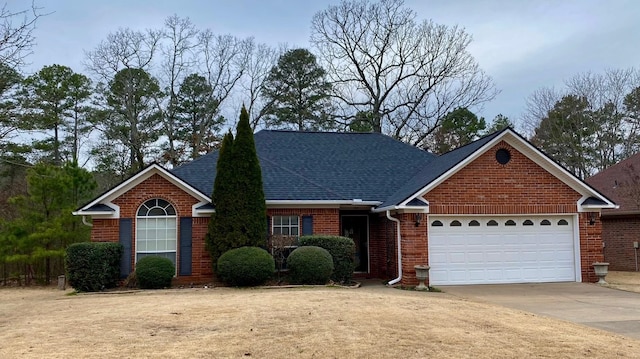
[441,282,640,339]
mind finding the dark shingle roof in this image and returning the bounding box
[172,130,437,203]
[587,152,640,214]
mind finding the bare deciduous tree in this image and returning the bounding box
[0,1,45,68]
[158,15,200,166]
[311,0,497,148]
[84,27,162,82]
[241,41,282,130]
[522,87,562,137]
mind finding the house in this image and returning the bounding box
[587,153,640,271]
[73,128,616,286]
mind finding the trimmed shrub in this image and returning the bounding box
[217,247,275,287]
[299,235,355,284]
[136,256,175,289]
[287,246,334,285]
[66,242,123,292]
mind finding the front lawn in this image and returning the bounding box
[0,285,638,358]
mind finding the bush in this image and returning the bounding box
[299,235,355,284]
[66,242,123,292]
[217,247,275,286]
[135,256,175,289]
[287,246,334,285]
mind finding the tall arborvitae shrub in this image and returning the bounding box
[205,131,236,266]
[206,106,267,269]
[232,106,267,247]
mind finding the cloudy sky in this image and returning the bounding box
[10,0,640,129]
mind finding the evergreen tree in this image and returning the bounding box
[431,107,486,154]
[486,114,513,133]
[261,48,334,130]
[206,106,267,269]
[532,95,595,179]
[19,65,93,165]
[0,162,96,284]
[205,131,235,265]
[233,106,267,246]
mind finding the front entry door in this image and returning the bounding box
[342,215,369,273]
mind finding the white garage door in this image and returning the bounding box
[429,216,577,285]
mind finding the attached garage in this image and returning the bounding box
[428,216,578,285]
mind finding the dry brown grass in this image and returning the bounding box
[605,270,640,293]
[1,283,640,358]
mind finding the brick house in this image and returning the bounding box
[73,128,615,286]
[587,153,640,271]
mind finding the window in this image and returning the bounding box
[487,220,499,226]
[523,220,534,226]
[541,219,551,226]
[505,220,516,226]
[271,216,300,271]
[450,220,462,227]
[469,220,480,226]
[136,199,177,269]
[431,220,443,227]
[272,215,299,236]
[558,219,569,225]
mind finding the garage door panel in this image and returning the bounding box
[429,216,576,285]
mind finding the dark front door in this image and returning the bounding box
[342,215,369,272]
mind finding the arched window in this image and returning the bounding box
[469,220,480,227]
[487,220,499,226]
[450,220,462,227]
[558,219,569,225]
[136,199,177,269]
[523,220,534,226]
[431,220,443,227]
[540,219,551,226]
[505,220,516,226]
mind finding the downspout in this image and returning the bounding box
[81,216,93,227]
[386,210,402,286]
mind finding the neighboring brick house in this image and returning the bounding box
[74,128,616,286]
[587,154,640,271]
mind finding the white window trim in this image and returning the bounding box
[135,199,178,273]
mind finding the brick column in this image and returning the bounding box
[398,213,429,286]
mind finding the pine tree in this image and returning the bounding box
[206,106,267,269]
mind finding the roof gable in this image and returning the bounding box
[377,128,616,211]
[74,163,210,216]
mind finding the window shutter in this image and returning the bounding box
[266,216,271,237]
[119,218,132,279]
[302,215,313,236]
[179,217,193,276]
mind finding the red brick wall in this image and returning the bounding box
[112,174,200,218]
[426,142,581,214]
[390,141,599,286]
[397,213,428,286]
[369,213,392,279]
[602,216,640,271]
[91,219,119,242]
[267,208,340,235]
[90,174,211,283]
[579,212,604,282]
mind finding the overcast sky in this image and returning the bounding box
[11,0,640,129]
